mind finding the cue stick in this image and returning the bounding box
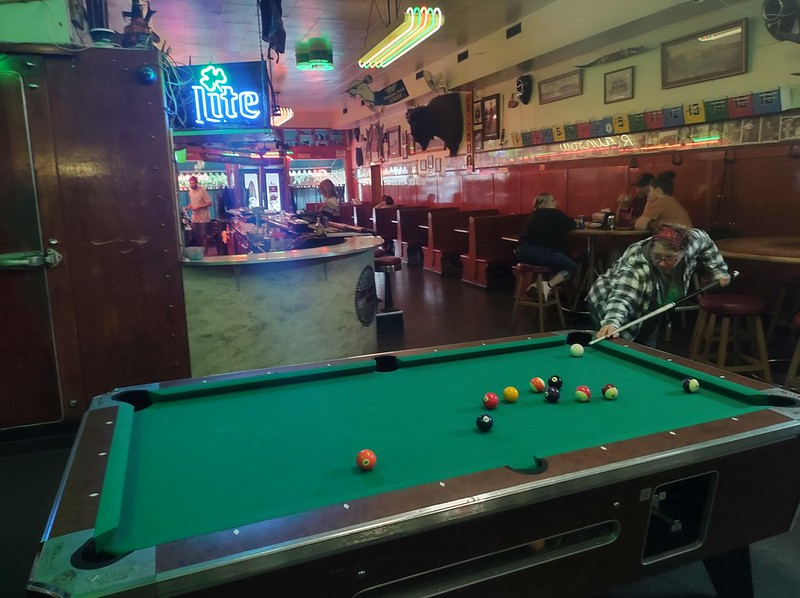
[588,270,740,346]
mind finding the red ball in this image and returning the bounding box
[483,392,500,409]
[356,449,377,471]
[530,377,546,393]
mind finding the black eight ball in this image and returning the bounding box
[476,414,494,432]
[548,375,563,389]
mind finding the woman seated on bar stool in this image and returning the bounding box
[587,224,730,347]
[515,192,578,301]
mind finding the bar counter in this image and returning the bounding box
[181,236,384,376]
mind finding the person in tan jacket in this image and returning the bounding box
[634,171,692,231]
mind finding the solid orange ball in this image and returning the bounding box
[356,449,377,471]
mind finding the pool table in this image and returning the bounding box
[29,334,800,597]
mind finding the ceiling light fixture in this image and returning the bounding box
[359,7,445,69]
[296,37,334,71]
[271,107,294,127]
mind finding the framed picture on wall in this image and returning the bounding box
[419,158,427,171]
[473,102,483,126]
[475,130,483,151]
[387,126,401,158]
[604,66,634,104]
[481,94,500,140]
[538,70,582,104]
[427,155,434,170]
[661,19,746,89]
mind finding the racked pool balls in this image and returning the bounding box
[548,375,563,389]
[356,449,377,471]
[574,385,591,402]
[569,343,584,357]
[476,413,494,432]
[530,377,546,393]
[503,386,520,402]
[601,384,619,400]
[682,377,700,393]
[544,386,561,403]
[483,392,500,409]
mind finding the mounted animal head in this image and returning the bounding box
[405,93,463,157]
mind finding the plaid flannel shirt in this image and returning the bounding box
[587,228,729,339]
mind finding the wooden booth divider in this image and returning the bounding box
[394,207,459,265]
[460,214,529,289]
[423,209,499,276]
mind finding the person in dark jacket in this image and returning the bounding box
[515,192,577,300]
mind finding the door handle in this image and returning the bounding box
[0,249,62,269]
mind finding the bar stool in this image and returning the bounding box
[688,294,771,382]
[783,312,800,390]
[375,255,403,332]
[766,269,800,343]
[510,264,565,332]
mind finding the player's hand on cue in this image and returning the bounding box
[718,276,731,287]
[596,324,619,340]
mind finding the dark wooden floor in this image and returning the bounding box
[2,266,799,597]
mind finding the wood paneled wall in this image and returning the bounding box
[360,143,800,237]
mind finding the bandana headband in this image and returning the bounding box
[651,225,688,250]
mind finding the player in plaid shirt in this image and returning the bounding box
[587,224,731,346]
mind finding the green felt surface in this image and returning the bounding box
[98,336,766,554]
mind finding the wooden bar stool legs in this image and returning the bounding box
[688,294,771,383]
[510,264,565,331]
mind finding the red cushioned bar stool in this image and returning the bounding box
[688,293,771,383]
[375,254,403,332]
[510,263,565,332]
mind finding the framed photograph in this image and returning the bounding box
[435,158,442,173]
[538,70,582,105]
[481,94,500,140]
[661,19,746,89]
[604,66,634,104]
[419,158,427,171]
[427,155,434,170]
[473,102,483,125]
[386,126,401,158]
[475,130,483,151]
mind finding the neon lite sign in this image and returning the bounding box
[191,65,262,126]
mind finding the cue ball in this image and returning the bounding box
[544,386,561,403]
[356,449,377,471]
[682,377,700,393]
[574,385,591,402]
[569,343,584,357]
[548,375,563,389]
[602,384,619,400]
[476,414,494,432]
[530,377,546,393]
[503,386,519,402]
[483,392,500,409]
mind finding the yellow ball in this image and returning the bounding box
[503,386,519,402]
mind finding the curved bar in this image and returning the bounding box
[181,237,384,376]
